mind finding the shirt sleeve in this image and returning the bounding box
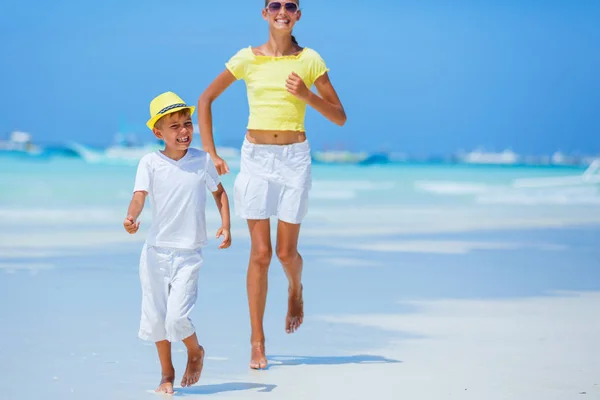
[205,153,221,192]
[133,156,152,193]
[225,47,252,80]
[307,49,330,85]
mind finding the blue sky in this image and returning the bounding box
[1,0,599,154]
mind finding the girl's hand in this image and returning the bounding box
[286,72,310,101]
[211,154,230,175]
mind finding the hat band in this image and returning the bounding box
[157,103,188,115]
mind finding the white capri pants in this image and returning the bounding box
[234,138,312,224]
[138,244,203,343]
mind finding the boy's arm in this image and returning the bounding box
[125,156,151,234]
[212,184,231,249]
[124,191,147,234]
[127,191,147,221]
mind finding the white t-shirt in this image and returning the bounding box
[133,148,221,249]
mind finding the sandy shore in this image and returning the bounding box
[1,218,599,399]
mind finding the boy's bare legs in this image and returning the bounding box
[276,220,304,334]
[155,340,175,394]
[246,219,272,369]
[181,333,205,387]
[154,335,204,390]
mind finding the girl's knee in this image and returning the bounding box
[276,248,299,265]
[251,246,272,268]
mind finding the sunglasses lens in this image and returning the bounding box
[267,2,298,13]
[285,3,298,12]
[267,3,282,12]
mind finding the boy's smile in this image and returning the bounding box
[152,110,194,158]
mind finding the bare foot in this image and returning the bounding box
[180,346,204,387]
[156,372,175,394]
[286,285,304,334]
[249,341,267,370]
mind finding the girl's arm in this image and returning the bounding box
[286,72,347,126]
[198,70,237,175]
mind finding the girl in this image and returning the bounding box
[197,0,346,370]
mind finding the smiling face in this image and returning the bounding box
[262,1,301,33]
[152,109,193,152]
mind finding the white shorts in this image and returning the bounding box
[138,244,203,343]
[234,138,312,224]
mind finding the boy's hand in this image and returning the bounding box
[123,216,140,234]
[216,226,231,249]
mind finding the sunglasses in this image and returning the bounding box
[266,2,299,14]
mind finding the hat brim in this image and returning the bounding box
[146,105,196,130]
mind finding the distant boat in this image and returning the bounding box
[67,132,241,166]
[312,150,369,164]
[459,149,520,165]
[359,152,390,165]
[0,131,43,156]
[512,159,600,188]
[67,136,163,165]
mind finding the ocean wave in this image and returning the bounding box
[310,190,357,200]
[0,262,54,271]
[307,179,396,200]
[416,180,600,205]
[415,180,493,195]
[331,240,567,254]
[0,208,123,224]
[476,191,600,205]
[312,180,396,191]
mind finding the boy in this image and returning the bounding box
[123,91,231,394]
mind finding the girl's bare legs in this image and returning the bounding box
[246,219,304,369]
[246,219,272,369]
[276,220,304,334]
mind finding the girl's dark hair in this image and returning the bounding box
[264,0,299,45]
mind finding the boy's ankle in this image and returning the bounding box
[161,367,175,378]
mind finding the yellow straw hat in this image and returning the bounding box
[146,91,195,130]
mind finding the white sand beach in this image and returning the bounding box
[1,160,599,399]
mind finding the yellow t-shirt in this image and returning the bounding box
[225,47,329,132]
